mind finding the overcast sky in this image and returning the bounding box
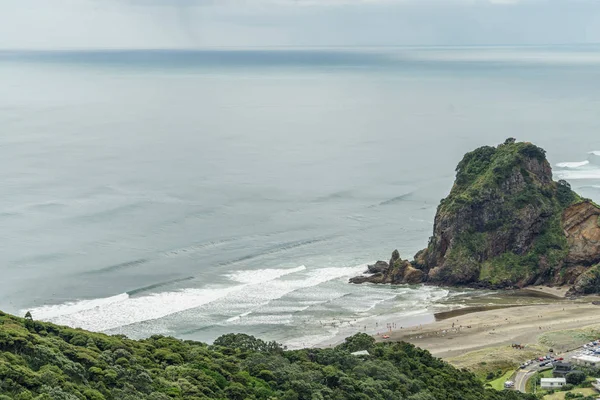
[1,0,600,49]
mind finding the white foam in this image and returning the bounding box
[554,169,600,180]
[27,286,244,332]
[27,293,129,320]
[556,161,589,168]
[221,265,369,323]
[227,265,306,284]
[26,264,368,332]
[226,310,254,322]
[229,314,294,326]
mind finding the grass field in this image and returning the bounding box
[539,325,600,352]
[488,370,516,391]
[543,387,597,399]
[447,343,545,380]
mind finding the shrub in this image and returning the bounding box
[566,370,587,385]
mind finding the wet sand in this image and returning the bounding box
[434,304,525,321]
[383,301,600,358]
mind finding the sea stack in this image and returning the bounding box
[352,139,600,294]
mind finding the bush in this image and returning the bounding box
[566,370,587,385]
[562,384,575,391]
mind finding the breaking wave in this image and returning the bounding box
[24,264,366,333]
[556,161,590,168]
[555,152,600,180]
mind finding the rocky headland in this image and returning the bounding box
[351,139,600,295]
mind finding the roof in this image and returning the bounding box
[541,378,566,384]
[350,350,370,356]
[574,355,600,363]
[553,361,572,367]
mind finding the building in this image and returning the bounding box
[553,361,573,377]
[573,355,600,367]
[540,378,566,390]
[350,350,370,357]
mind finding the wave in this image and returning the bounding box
[312,190,354,203]
[127,276,195,296]
[26,264,366,332]
[162,239,237,257]
[554,153,600,180]
[216,236,335,267]
[556,160,590,168]
[554,169,600,180]
[26,286,244,332]
[25,293,129,320]
[378,192,415,206]
[226,265,306,284]
[226,310,254,323]
[220,265,369,322]
[88,258,149,274]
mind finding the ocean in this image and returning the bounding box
[1,46,600,348]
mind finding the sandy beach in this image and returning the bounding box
[384,301,600,359]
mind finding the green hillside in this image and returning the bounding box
[0,311,533,400]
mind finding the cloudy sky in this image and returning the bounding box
[1,0,600,49]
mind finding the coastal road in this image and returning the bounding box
[514,366,540,393]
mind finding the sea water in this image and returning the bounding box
[1,47,600,348]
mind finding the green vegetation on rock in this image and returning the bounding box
[419,139,594,287]
[351,139,600,291]
[0,311,534,400]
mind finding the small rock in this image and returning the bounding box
[367,261,389,274]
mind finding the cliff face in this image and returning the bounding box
[562,201,600,266]
[351,139,600,292]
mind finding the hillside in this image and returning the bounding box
[352,139,600,293]
[0,310,534,400]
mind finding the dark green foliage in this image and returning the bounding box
[448,140,551,211]
[336,333,375,353]
[565,370,587,385]
[557,180,578,207]
[517,142,546,161]
[455,145,497,186]
[213,333,285,354]
[0,312,535,400]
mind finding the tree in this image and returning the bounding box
[24,311,34,331]
[336,333,375,353]
[566,370,586,385]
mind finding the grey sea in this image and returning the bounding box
[1,46,600,348]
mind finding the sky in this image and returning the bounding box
[1,0,600,49]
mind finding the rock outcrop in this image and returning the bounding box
[350,251,424,285]
[351,139,600,292]
[562,201,600,265]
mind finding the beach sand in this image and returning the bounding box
[383,301,600,358]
